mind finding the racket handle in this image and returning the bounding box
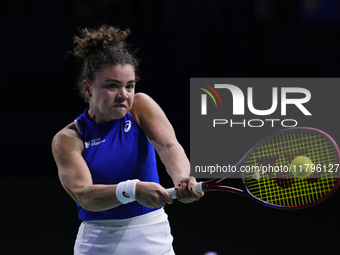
[166,182,204,199]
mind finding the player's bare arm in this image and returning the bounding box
[52,123,121,211]
[131,93,202,202]
[52,123,171,210]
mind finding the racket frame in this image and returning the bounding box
[197,127,340,209]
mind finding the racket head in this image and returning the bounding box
[201,127,340,209]
[239,127,340,209]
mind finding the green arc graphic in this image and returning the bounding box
[198,87,217,106]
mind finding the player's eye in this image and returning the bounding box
[126,84,135,90]
[107,83,118,89]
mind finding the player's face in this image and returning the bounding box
[85,64,136,122]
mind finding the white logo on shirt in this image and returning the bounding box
[124,120,131,132]
[84,137,106,148]
[85,141,90,148]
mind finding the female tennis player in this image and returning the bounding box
[51,25,202,255]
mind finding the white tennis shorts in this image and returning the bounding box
[74,208,175,255]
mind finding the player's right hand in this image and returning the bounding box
[135,181,173,208]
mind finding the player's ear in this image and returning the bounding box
[83,79,92,98]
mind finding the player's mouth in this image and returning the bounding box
[114,103,127,108]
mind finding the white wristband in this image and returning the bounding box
[116,179,140,204]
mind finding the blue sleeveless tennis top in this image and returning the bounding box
[74,108,160,221]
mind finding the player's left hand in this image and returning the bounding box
[175,176,203,203]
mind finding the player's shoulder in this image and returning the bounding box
[52,123,83,154]
[131,93,162,124]
[53,122,81,140]
[132,92,162,110]
[133,92,153,105]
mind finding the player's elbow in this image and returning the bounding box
[79,201,100,212]
[75,191,99,212]
[77,196,100,212]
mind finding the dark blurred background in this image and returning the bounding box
[1,0,340,254]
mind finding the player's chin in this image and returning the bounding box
[113,108,128,119]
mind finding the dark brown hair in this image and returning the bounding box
[73,25,139,102]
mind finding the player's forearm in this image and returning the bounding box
[157,142,190,185]
[75,184,122,212]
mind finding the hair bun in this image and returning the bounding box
[73,25,130,58]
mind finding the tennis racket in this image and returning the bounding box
[166,127,340,209]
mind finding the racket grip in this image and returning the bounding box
[166,182,204,199]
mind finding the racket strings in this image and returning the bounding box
[244,130,339,207]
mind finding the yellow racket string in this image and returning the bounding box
[244,130,339,207]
